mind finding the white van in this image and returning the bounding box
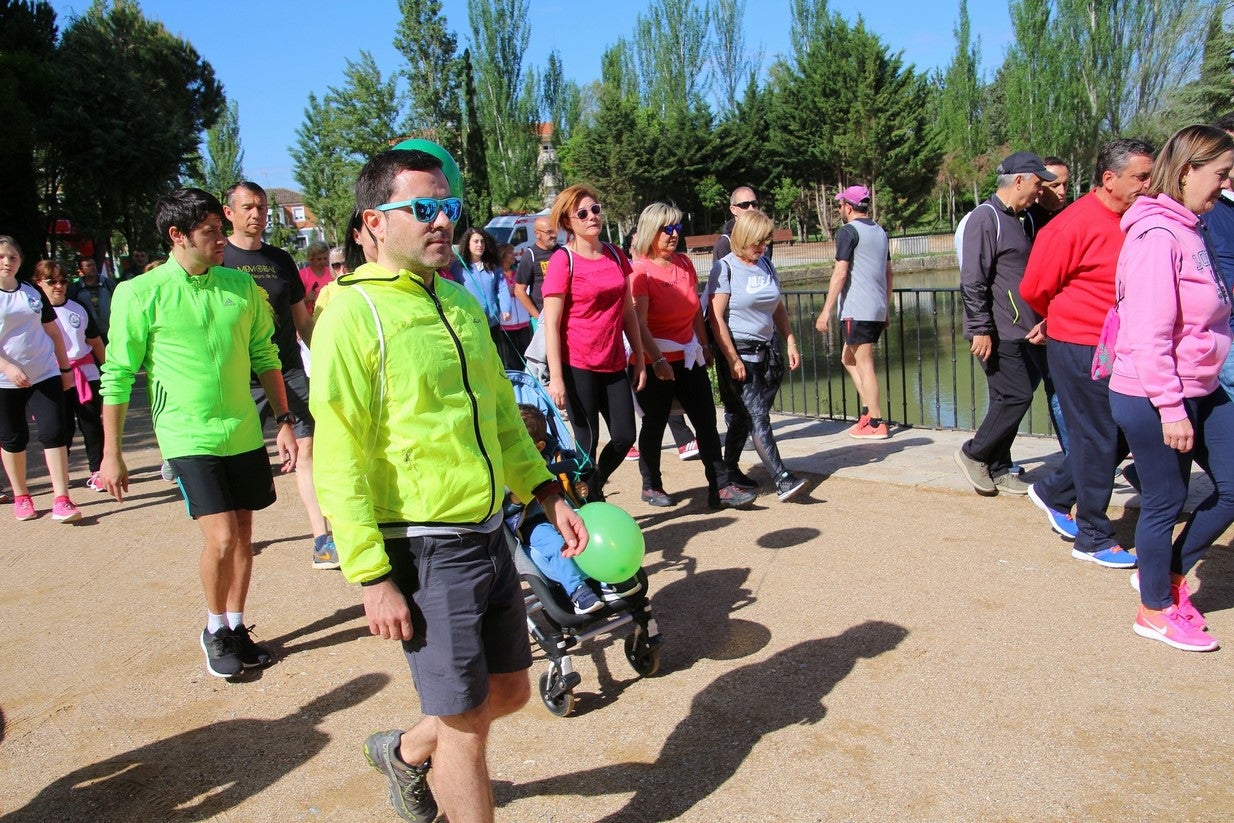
[483,211,547,258]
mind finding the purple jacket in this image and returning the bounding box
[1110,194,1231,422]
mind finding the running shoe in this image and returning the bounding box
[600,577,642,602]
[160,460,177,482]
[13,495,35,521]
[954,444,996,495]
[1133,605,1219,652]
[640,488,674,507]
[624,446,640,461]
[727,468,758,489]
[364,730,437,823]
[86,471,107,493]
[1028,483,1078,540]
[710,484,757,509]
[849,420,890,440]
[775,472,809,502]
[51,496,81,523]
[231,624,272,667]
[1130,571,1205,628]
[200,627,243,678]
[1072,545,1136,569]
[677,439,700,460]
[569,584,603,614]
[991,472,1029,495]
[1,485,10,503]
[313,534,341,570]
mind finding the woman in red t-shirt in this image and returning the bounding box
[542,185,646,500]
[630,203,756,510]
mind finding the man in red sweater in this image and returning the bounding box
[1019,138,1154,568]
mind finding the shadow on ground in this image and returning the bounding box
[497,620,908,822]
[0,674,387,823]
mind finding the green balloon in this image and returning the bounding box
[574,502,646,584]
[392,138,464,197]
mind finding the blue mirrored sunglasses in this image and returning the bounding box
[660,223,683,235]
[375,197,463,223]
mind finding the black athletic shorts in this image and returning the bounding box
[844,318,885,346]
[252,367,314,439]
[386,528,532,716]
[170,447,277,518]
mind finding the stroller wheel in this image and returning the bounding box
[539,668,576,717]
[624,629,662,677]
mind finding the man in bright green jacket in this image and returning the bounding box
[99,187,298,681]
[310,147,587,823]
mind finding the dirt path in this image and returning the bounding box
[2,420,1233,821]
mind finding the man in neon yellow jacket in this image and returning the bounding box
[310,147,587,823]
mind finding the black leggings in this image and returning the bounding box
[714,348,790,478]
[563,365,636,494]
[0,376,68,453]
[63,381,104,472]
[635,360,727,492]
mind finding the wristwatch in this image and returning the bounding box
[275,411,297,427]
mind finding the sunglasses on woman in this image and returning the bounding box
[375,197,463,223]
[42,278,70,286]
[660,224,683,235]
[574,203,602,220]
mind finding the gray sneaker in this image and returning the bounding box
[364,730,437,823]
[953,445,996,495]
[992,472,1030,495]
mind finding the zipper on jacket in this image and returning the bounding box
[413,279,498,520]
[1006,289,1020,325]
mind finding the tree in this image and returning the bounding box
[936,0,988,225]
[394,0,462,158]
[633,0,711,115]
[709,0,760,114]
[45,0,224,256]
[1160,1,1234,129]
[461,48,493,227]
[0,0,58,270]
[466,0,539,209]
[192,99,245,202]
[291,51,401,245]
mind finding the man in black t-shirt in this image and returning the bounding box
[223,181,337,571]
[514,216,556,325]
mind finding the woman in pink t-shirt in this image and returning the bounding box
[542,185,646,500]
[630,202,754,511]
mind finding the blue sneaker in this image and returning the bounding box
[569,584,603,614]
[1028,483,1078,540]
[313,534,341,570]
[1072,545,1137,569]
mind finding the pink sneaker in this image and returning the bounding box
[849,420,890,440]
[13,495,35,521]
[86,471,106,492]
[677,439,699,461]
[51,496,81,523]
[1130,571,1206,629]
[625,446,640,461]
[1133,605,1219,652]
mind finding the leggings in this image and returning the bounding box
[0,376,68,453]
[635,359,727,492]
[63,381,104,472]
[562,365,636,494]
[714,347,790,478]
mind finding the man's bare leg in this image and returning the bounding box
[198,510,242,614]
[226,509,254,612]
[398,671,531,822]
[843,342,883,419]
[295,436,328,537]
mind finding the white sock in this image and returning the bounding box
[226,611,244,630]
[206,611,226,633]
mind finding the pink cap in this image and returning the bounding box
[835,185,871,206]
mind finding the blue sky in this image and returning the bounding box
[49,1,1012,190]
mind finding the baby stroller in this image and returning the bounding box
[506,369,664,716]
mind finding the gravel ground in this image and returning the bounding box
[2,411,1233,822]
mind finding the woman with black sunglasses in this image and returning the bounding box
[630,202,756,510]
[542,185,646,501]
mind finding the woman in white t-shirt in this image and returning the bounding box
[33,260,107,493]
[0,237,80,522]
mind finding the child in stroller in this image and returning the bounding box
[505,370,663,716]
[506,404,642,614]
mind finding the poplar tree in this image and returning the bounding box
[709,0,761,114]
[936,0,987,224]
[193,100,245,202]
[394,0,463,157]
[462,48,494,227]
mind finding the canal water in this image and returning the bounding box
[778,268,1057,437]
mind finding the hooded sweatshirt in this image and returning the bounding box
[1109,194,1232,422]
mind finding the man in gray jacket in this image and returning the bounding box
[955,152,1054,495]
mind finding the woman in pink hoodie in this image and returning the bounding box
[1109,124,1234,652]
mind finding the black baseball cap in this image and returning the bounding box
[996,151,1058,182]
